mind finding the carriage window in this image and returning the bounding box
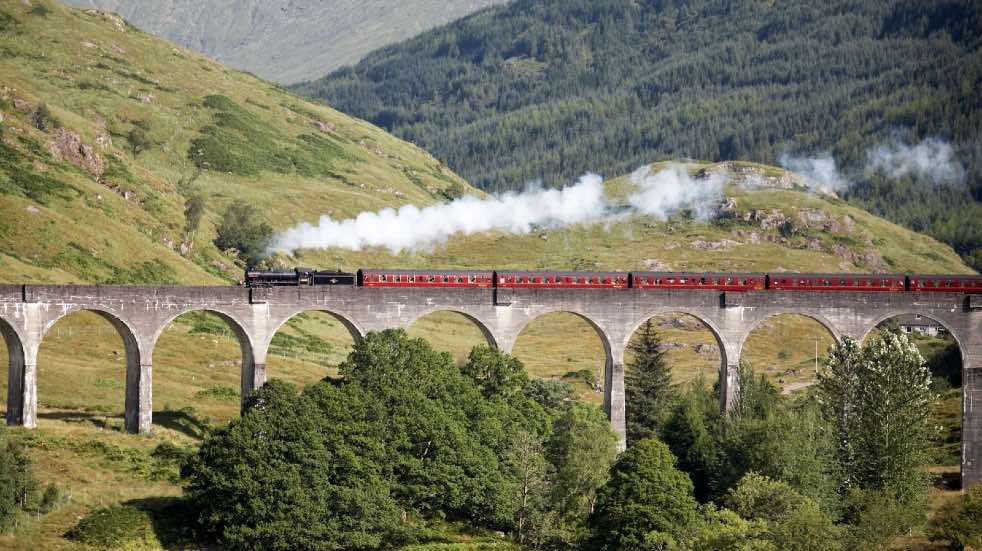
[409,276,415,282]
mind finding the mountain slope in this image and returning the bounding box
[0,0,473,284]
[61,0,511,83]
[294,0,982,270]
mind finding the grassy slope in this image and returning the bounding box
[0,0,472,285]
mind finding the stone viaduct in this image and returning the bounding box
[0,284,980,487]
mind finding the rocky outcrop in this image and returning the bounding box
[47,127,105,177]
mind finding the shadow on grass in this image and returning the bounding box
[124,496,199,550]
[37,410,121,430]
[934,471,962,492]
[153,408,213,440]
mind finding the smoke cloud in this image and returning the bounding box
[865,138,965,185]
[271,173,609,254]
[271,165,729,254]
[778,152,849,193]
[628,164,725,220]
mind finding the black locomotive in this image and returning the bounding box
[244,267,356,287]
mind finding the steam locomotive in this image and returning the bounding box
[244,268,982,293]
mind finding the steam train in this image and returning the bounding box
[244,268,982,293]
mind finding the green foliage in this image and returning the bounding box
[626,319,673,445]
[28,2,51,17]
[64,505,154,548]
[127,126,152,156]
[819,333,934,506]
[0,428,36,530]
[31,102,57,131]
[214,199,272,263]
[715,367,839,513]
[189,94,350,178]
[103,259,179,284]
[194,385,239,402]
[689,505,773,551]
[183,331,586,549]
[927,485,982,550]
[183,379,404,550]
[725,473,840,551]
[661,377,720,502]
[588,438,698,551]
[524,378,576,413]
[841,489,923,551]
[0,10,17,33]
[463,345,530,399]
[0,138,75,204]
[296,0,982,267]
[545,402,619,548]
[184,193,206,235]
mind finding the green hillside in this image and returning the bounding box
[0,0,473,284]
[295,0,982,271]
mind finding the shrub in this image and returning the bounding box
[127,127,152,156]
[587,438,698,551]
[65,505,154,548]
[927,485,982,550]
[28,2,51,17]
[214,200,272,264]
[0,428,36,530]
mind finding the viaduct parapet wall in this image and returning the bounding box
[0,284,979,487]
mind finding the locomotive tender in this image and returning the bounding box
[244,267,982,293]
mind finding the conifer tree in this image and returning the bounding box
[625,319,672,445]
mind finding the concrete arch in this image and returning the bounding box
[512,308,614,363]
[266,307,365,353]
[38,307,145,432]
[0,315,27,425]
[405,307,498,349]
[512,308,616,414]
[150,307,257,408]
[736,311,843,360]
[860,311,966,358]
[624,309,729,367]
[150,306,254,355]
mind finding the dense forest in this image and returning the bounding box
[295,0,982,271]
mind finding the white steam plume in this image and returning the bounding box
[271,173,609,254]
[778,152,849,193]
[865,138,965,185]
[270,165,729,255]
[628,164,725,220]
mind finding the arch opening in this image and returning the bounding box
[36,310,139,428]
[625,312,724,389]
[266,310,361,385]
[0,317,24,420]
[407,310,496,366]
[740,313,837,396]
[865,314,964,482]
[152,310,251,431]
[511,311,611,406]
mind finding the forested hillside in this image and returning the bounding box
[296,0,982,270]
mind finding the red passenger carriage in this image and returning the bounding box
[495,271,629,289]
[358,269,493,288]
[631,272,764,291]
[767,273,905,292]
[908,275,982,293]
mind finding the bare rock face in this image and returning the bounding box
[643,258,671,271]
[744,208,788,230]
[48,127,105,177]
[831,244,887,272]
